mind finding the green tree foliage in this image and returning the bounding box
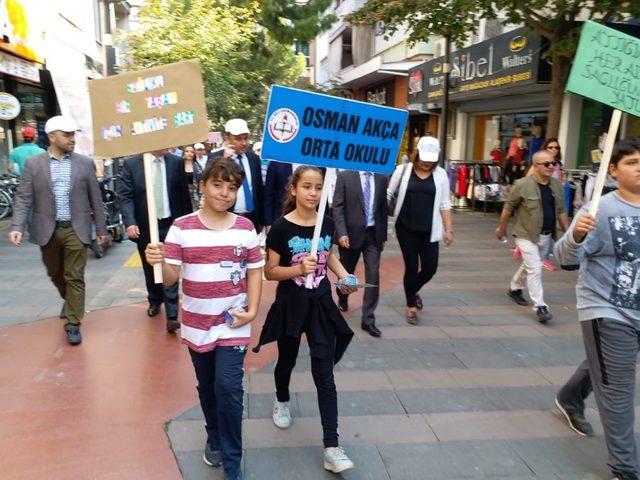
[349,0,640,137]
[119,0,306,135]
[245,0,337,44]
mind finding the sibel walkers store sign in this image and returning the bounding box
[408,27,550,105]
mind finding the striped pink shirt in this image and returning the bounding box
[163,212,265,352]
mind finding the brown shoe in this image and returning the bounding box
[407,309,418,325]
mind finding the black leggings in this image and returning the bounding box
[395,220,440,307]
[274,335,338,448]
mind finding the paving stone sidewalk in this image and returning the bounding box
[0,218,146,327]
[168,211,633,480]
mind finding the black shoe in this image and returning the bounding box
[507,289,529,306]
[203,443,222,467]
[536,306,553,323]
[166,318,180,333]
[414,294,423,311]
[555,398,593,437]
[59,306,67,319]
[338,299,348,312]
[362,323,382,337]
[147,304,161,317]
[66,325,82,345]
[612,472,639,480]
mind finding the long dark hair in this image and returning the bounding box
[281,165,324,216]
[542,138,562,163]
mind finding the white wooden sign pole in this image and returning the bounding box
[305,168,336,289]
[589,109,622,217]
[143,152,163,283]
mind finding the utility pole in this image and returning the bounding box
[439,34,451,164]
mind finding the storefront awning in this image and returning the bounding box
[340,57,424,89]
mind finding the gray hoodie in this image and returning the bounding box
[554,192,640,327]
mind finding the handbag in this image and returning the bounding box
[387,164,408,216]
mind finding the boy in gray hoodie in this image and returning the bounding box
[554,138,640,480]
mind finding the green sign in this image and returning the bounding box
[566,21,640,117]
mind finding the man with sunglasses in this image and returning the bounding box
[496,150,570,323]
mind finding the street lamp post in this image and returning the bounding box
[439,34,451,164]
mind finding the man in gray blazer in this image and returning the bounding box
[333,170,389,337]
[8,116,107,345]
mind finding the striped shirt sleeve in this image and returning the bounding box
[164,224,183,265]
[246,228,265,269]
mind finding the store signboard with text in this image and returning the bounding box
[566,21,640,117]
[417,27,550,104]
[261,86,408,175]
[88,60,209,158]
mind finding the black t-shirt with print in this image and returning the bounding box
[266,215,335,295]
[539,183,556,233]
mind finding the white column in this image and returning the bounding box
[557,93,583,169]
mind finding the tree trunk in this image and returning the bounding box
[546,52,572,138]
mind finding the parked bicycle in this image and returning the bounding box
[0,173,19,220]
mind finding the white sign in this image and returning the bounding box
[0,92,20,119]
[0,51,40,82]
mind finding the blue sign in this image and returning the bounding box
[261,85,408,174]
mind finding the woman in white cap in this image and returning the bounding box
[387,136,453,324]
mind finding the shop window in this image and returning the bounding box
[467,112,547,162]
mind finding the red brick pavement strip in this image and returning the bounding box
[0,255,405,480]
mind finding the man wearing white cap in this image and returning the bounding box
[8,115,108,345]
[193,142,210,172]
[209,118,264,231]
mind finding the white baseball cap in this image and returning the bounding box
[417,136,441,162]
[45,115,79,134]
[193,142,205,150]
[224,118,250,136]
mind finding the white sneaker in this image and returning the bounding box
[323,446,354,473]
[272,399,292,429]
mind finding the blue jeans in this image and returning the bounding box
[189,345,247,478]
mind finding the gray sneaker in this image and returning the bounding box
[272,399,292,429]
[323,446,354,473]
[555,398,594,437]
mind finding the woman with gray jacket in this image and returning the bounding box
[387,136,453,324]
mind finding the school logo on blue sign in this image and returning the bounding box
[261,85,408,174]
[268,108,299,143]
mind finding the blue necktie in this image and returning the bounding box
[236,154,254,213]
[363,172,372,224]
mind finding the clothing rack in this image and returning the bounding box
[447,161,507,215]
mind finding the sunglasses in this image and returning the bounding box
[536,161,557,168]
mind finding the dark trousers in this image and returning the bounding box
[40,227,88,329]
[395,220,439,308]
[274,335,339,448]
[558,319,640,477]
[137,218,178,319]
[189,346,247,479]
[336,228,381,326]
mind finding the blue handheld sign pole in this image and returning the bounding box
[261,85,408,287]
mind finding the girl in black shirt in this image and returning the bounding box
[254,166,356,473]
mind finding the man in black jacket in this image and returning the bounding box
[209,118,264,232]
[118,150,191,332]
[333,170,389,337]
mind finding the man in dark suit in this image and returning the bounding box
[118,149,191,332]
[209,118,264,231]
[264,161,304,227]
[9,115,108,345]
[333,170,389,337]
